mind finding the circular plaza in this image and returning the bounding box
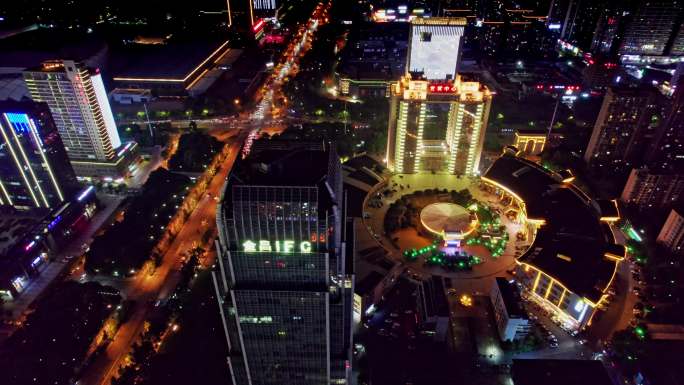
[363,173,523,280]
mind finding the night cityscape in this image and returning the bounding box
[0,0,683,384]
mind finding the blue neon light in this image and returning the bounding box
[77,186,95,202]
[48,215,62,230]
[5,112,32,135]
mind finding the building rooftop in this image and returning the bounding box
[495,277,526,319]
[511,359,613,385]
[483,150,623,303]
[230,147,331,187]
[110,40,229,80]
[0,75,29,101]
[0,28,106,71]
[222,141,340,219]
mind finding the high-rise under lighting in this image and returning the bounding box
[213,142,353,385]
[0,100,79,210]
[23,60,133,179]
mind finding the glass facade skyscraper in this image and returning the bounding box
[0,100,79,210]
[213,143,353,385]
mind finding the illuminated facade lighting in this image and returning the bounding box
[0,102,78,209]
[514,131,546,156]
[23,60,125,177]
[387,75,492,175]
[213,145,352,385]
[483,151,623,330]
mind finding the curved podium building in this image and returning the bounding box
[482,147,624,330]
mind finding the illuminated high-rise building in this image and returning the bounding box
[213,143,353,385]
[387,17,491,176]
[0,100,79,210]
[619,0,683,56]
[648,78,684,173]
[23,60,136,179]
[407,17,465,80]
[386,75,492,175]
[584,86,664,169]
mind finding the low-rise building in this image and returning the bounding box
[0,185,97,301]
[335,23,407,100]
[111,41,239,97]
[491,277,530,341]
[513,130,547,157]
[110,88,153,105]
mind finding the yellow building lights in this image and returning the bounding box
[113,42,230,84]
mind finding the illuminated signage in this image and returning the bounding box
[242,240,312,253]
[428,84,456,93]
[5,112,31,134]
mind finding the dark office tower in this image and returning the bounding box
[648,80,684,172]
[0,100,79,210]
[554,0,606,51]
[591,8,627,56]
[584,86,664,169]
[619,0,683,56]
[213,143,353,385]
[227,0,255,30]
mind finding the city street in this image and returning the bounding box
[78,135,245,385]
[76,4,329,384]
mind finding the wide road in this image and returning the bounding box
[78,3,330,384]
[78,133,245,385]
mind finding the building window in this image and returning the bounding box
[420,32,432,42]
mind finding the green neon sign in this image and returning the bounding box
[242,240,312,253]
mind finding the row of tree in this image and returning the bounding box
[0,281,121,385]
[85,168,192,275]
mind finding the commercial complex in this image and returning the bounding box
[657,209,684,254]
[23,60,137,180]
[0,184,97,301]
[0,100,79,210]
[584,86,663,168]
[491,277,530,342]
[213,143,353,385]
[620,167,684,209]
[483,148,624,330]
